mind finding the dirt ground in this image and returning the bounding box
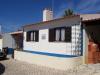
[0,59,100,75]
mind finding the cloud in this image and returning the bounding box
[75,0,100,14]
[54,0,74,18]
[54,0,100,18]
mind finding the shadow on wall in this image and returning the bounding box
[0,63,5,74]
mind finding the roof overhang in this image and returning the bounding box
[23,15,81,31]
[9,31,23,35]
[23,15,80,28]
[80,14,100,22]
[22,14,100,29]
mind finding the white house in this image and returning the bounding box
[15,9,83,70]
[0,10,99,71]
[14,8,100,70]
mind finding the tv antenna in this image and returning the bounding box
[52,0,54,17]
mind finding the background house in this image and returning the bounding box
[10,31,23,51]
[0,31,23,58]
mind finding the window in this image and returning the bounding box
[49,27,71,42]
[55,29,60,41]
[26,30,39,42]
[61,29,65,41]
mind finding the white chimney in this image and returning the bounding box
[43,8,53,21]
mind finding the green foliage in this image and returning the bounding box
[63,9,74,17]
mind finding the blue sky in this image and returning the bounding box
[0,0,100,32]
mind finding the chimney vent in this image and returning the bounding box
[43,8,53,21]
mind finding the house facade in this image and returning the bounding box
[14,9,100,70]
[23,16,82,57]
[14,9,83,70]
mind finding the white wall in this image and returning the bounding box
[83,26,89,64]
[23,16,82,55]
[43,9,53,21]
[19,16,83,70]
[24,24,82,55]
[24,29,70,55]
[0,33,15,52]
[2,33,15,48]
[0,39,3,51]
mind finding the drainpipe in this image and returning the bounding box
[22,27,24,51]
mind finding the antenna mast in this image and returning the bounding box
[52,0,54,17]
[0,24,2,34]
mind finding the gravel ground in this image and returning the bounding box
[0,59,100,75]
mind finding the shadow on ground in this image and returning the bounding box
[0,63,5,74]
[0,58,9,61]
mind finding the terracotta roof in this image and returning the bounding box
[23,14,100,28]
[9,31,23,35]
[23,15,79,28]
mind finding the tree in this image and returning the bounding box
[63,9,74,17]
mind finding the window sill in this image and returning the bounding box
[26,41,39,43]
[49,41,71,43]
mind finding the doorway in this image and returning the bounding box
[83,19,100,63]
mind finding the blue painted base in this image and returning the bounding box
[23,50,81,58]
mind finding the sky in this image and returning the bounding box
[0,0,100,32]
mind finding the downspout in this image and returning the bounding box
[22,26,24,51]
[81,18,83,56]
[81,18,88,64]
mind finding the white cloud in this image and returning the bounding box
[54,0,100,18]
[54,0,74,18]
[75,0,100,13]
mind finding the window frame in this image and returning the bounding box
[26,30,39,42]
[49,27,71,42]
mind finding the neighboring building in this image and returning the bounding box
[0,33,15,56]
[81,14,100,64]
[0,35,3,51]
[10,31,23,51]
[0,31,23,58]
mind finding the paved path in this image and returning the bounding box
[0,59,67,75]
[0,59,100,75]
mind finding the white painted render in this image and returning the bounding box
[23,24,82,55]
[43,9,53,21]
[2,33,15,48]
[82,25,90,63]
[16,16,84,70]
[0,39,3,51]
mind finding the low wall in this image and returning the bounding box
[14,51,83,70]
